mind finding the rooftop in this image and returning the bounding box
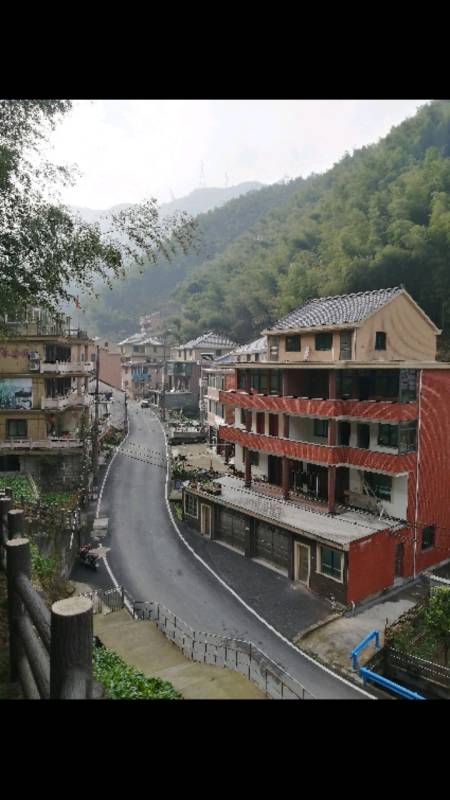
[179,331,238,350]
[265,287,404,332]
[233,336,267,356]
[190,475,403,549]
[117,332,163,347]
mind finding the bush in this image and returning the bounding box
[0,475,34,503]
[93,643,182,699]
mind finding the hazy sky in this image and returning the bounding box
[44,100,429,209]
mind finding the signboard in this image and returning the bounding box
[0,379,33,410]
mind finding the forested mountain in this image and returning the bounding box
[83,100,450,351]
[79,179,302,339]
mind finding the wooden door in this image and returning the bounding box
[295,542,310,585]
[200,504,212,537]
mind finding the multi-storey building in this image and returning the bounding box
[172,331,238,363]
[0,309,93,488]
[183,287,450,605]
[118,332,164,400]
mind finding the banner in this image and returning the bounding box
[0,379,33,410]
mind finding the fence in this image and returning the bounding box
[132,600,315,700]
[81,587,125,615]
[384,647,450,690]
[0,500,102,699]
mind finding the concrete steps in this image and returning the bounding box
[94,610,266,700]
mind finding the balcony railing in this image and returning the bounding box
[40,361,94,374]
[218,425,416,474]
[219,390,417,423]
[41,392,91,410]
[0,437,83,450]
[3,321,89,339]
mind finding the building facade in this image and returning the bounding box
[0,310,93,489]
[118,332,164,400]
[183,288,450,605]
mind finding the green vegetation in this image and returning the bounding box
[85,100,450,352]
[173,502,183,521]
[93,642,182,699]
[41,491,77,509]
[0,475,34,503]
[389,588,450,666]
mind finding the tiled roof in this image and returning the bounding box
[117,332,163,346]
[267,287,404,332]
[233,336,267,355]
[180,331,238,349]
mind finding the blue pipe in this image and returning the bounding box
[359,667,425,700]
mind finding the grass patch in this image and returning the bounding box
[173,502,183,521]
[93,642,182,699]
[40,491,77,510]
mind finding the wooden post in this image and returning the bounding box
[6,537,31,681]
[244,449,252,489]
[0,496,12,541]
[50,596,93,699]
[8,509,24,539]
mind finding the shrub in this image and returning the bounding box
[93,643,182,699]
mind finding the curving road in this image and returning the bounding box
[94,401,372,699]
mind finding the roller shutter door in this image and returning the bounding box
[217,508,246,552]
[254,522,289,571]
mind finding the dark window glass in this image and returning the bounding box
[398,421,417,453]
[238,371,246,390]
[364,472,391,501]
[246,355,251,362]
[270,371,281,395]
[357,423,370,449]
[399,369,417,402]
[422,525,435,551]
[254,353,259,362]
[6,419,27,438]
[250,451,259,466]
[337,370,354,399]
[320,546,342,579]
[240,408,246,425]
[378,424,399,448]
[339,421,351,446]
[185,493,198,518]
[375,331,386,350]
[313,419,328,438]
[315,333,333,351]
[286,335,301,352]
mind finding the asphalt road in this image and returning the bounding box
[92,401,372,699]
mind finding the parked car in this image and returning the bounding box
[140,399,150,408]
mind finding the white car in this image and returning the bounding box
[140,400,150,409]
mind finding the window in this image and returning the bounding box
[375,331,386,350]
[216,350,222,356]
[6,419,28,438]
[378,424,399,448]
[357,423,370,449]
[250,451,259,466]
[364,472,391,501]
[398,421,417,453]
[240,408,246,425]
[270,371,281,395]
[336,370,354,399]
[184,493,198,518]
[315,332,332,351]
[238,371,246,390]
[286,335,301,352]
[421,525,435,551]
[254,353,260,362]
[269,336,279,360]
[399,369,417,402]
[246,355,251,362]
[256,413,265,434]
[339,421,351,446]
[313,419,328,438]
[319,546,343,581]
[133,345,144,353]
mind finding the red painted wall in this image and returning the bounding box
[348,530,398,604]
[412,370,450,572]
[98,350,122,390]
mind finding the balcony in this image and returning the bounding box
[218,425,416,474]
[219,390,417,423]
[0,437,83,451]
[41,392,91,410]
[40,361,94,375]
[3,321,89,339]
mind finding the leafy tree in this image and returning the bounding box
[424,587,450,665]
[0,99,195,320]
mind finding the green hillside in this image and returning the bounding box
[80,179,302,340]
[176,100,450,346]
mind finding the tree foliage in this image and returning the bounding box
[0,99,195,319]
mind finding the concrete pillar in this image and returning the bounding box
[282,456,290,501]
[244,448,252,488]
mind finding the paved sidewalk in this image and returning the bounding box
[179,520,334,640]
[94,610,266,700]
[296,580,427,676]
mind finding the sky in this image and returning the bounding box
[43,100,429,210]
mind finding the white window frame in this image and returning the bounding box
[184,492,198,519]
[317,544,344,584]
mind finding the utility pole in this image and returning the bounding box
[161,336,167,423]
[92,345,100,484]
[124,391,128,434]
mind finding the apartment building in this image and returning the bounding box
[0,310,93,488]
[183,287,450,605]
[118,332,164,400]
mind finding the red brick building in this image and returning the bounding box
[183,287,450,605]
